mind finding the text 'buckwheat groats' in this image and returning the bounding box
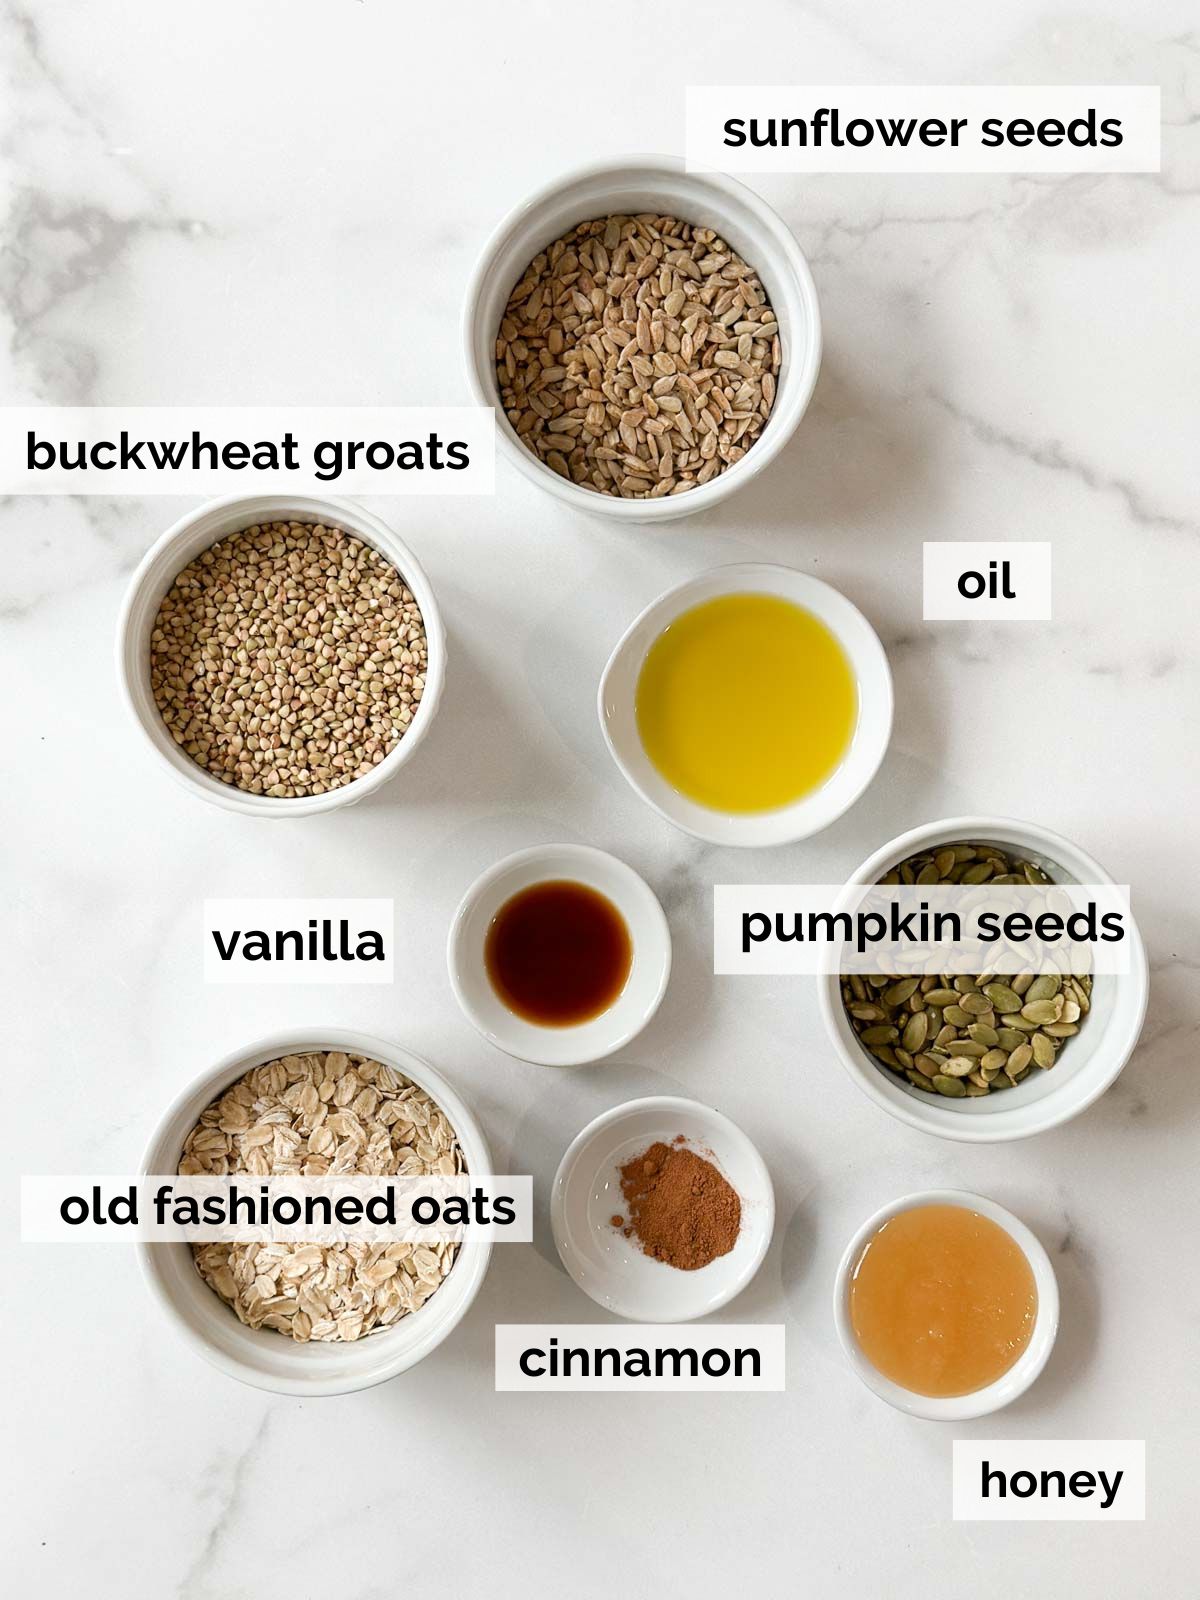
[179,1050,463,1342]
[149,521,427,798]
[495,214,781,499]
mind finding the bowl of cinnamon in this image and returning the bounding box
[550,1095,774,1322]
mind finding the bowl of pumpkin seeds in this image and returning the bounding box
[818,816,1148,1142]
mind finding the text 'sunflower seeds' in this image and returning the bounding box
[149,521,427,798]
[495,213,782,499]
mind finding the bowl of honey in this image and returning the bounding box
[446,843,672,1066]
[597,564,892,846]
[833,1189,1059,1420]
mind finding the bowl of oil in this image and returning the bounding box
[598,564,893,846]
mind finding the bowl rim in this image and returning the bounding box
[136,1027,493,1395]
[446,843,672,1066]
[597,562,894,846]
[115,491,447,818]
[461,151,822,521]
[550,1093,776,1323]
[817,814,1149,1143]
[832,1188,1059,1420]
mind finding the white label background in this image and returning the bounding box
[952,1440,1146,1521]
[0,405,495,493]
[686,86,1161,173]
[204,898,394,984]
[924,542,1053,620]
[496,1325,786,1391]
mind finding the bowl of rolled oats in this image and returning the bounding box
[463,154,821,522]
[118,493,445,815]
[138,1030,493,1394]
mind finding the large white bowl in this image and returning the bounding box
[818,816,1148,1142]
[551,1096,774,1323]
[117,493,446,816]
[833,1189,1059,1420]
[463,153,821,524]
[599,563,893,846]
[138,1029,493,1395]
[447,844,671,1067]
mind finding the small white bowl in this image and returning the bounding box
[833,1189,1059,1420]
[138,1029,492,1396]
[463,153,821,524]
[116,493,446,816]
[447,844,671,1067]
[818,816,1149,1142]
[551,1096,774,1322]
[598,563,893,846]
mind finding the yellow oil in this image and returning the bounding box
[635,593,857,813]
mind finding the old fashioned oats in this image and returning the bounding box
[180,1050,463,1341]
[495,213,782,499]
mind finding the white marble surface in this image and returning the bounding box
[3,3,1198,1595]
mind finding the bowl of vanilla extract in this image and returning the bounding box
[446,843,672,1066]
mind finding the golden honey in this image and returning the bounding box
[849,1204,1037,1398]
[635,593,857,813]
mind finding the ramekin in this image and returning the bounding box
[138,1029,492,1395]
[447,844,671,1066]
[833,1189,1059,1420]
[598,564,892,846]
[818,816,1148,1143]
[463,153,821,524]
[116,493,446,816]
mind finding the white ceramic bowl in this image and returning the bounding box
[116,493,446,816]
[818,816,1148,1142]
[463,153,821,524]
[551,1096,774,1322]
[447,844,671,1067]
[599,563,893,846]
[138,1029,492,1395]
[833,1189,1059,1420]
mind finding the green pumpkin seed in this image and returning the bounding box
[1025,974,1061,1003]
[932,1074,967,1097]
[990,1072,1015,1090]
[1006,1043,1033,1075]
[967,1023,999,1047]
[984,983,1022,1013]
[925,988,960,1007]
[942,1056,976,1077]
[1022,999,1063,1025]
[996,1027,1026,1050]
[902,1013,929,1053]
[959,992,993,1016]
[980,1049,1008,1072]
[934,849,956,878]
[906,1070,934,1091]
[1044,1022,1079,1039]
[913,1053,940,1078]
[859,1025,898,1044]
[1031,1032,1056,1069]
[965,1081,990,1096]
[882,977,921,1006]
[943,1005,973,1027]
[947,1040,988,1058]
[1011,972,1034,995]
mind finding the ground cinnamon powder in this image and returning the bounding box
[615,1140,741,1270]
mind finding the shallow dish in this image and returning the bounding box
[833,1189,1058,1420]
[138,1029,492,1396]
[116,492,446,816]
[818,815,1148,1142]
[551,1095,774,1322]
[447,844,671,1067]
[463,153,821,524]
[599,563,892,846]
